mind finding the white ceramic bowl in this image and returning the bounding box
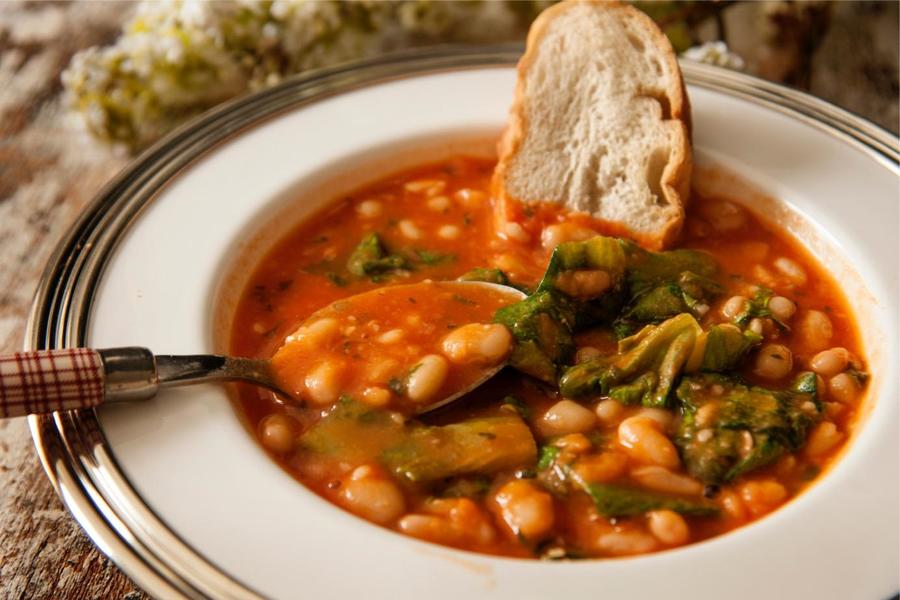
[28,49,899,599]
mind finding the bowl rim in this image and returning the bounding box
[25,45,900,599]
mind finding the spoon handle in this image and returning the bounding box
[0,347,281,417]
[0,347,163,418]
[0,349,106,417]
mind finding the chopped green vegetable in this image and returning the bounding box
[559,314,762,407]
[538,236,628,295]
[440,476,492,498]
[346,233,407,278]
[325,271,348,287]
[732,287,789,330]
[559,313,702,406]
[299,397,406,464]
[383,416,537,483]
[613,243,723,336]
[581,483,719,517]
[500,395,532,419]
[300,399,536,484]
[413,248,456,265]
[493,290,577,383]
[536,445,560,470]
[697,324,762,372]
[845,368,870,385]
[676,372,823,483]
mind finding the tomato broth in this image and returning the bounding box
[228,156,866,559]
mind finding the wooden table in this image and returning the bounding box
[0,2,895,599]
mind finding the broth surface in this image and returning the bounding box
[229,156,865,559]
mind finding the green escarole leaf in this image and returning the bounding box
[538,236,628,296]
[732,287,790,330]
[493,289,576,383]
[382,416,537,483]
[676,372,823,484]
[559,313,762,408]
[696,324,763,372]
[346,232,407,278]
[300,399,537,484]
[559,313,702,406]
[537,236,630,329]
[582,483,719,517]
[614,242,723,337]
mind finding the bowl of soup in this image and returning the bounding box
[28,49,898,599]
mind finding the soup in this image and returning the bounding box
[228,156,866,559]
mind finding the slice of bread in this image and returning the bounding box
[493,0,691,250]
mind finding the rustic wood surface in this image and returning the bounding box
[0,2,895,599]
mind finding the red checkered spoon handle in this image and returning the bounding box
[0,347,282,418]
[0,347,166,418]
[0,349,106,417]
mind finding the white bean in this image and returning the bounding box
[441,323,513,366]
[797,310,833,352]
[575,346,602,363]
[438,224,461,240]
[630,465,703,495]
[540,400,597,436]
[540,223,597,249]
[573,452,628,483]
[753,344,793,379]
[554,270,611,298]
[768,296,796,321]
[805,421,844,457]
[503,221,530,242]
[493,480,555,541]
[404,179,446,195]
[747,318,764,336]
[595,399,624,425]
[360,386,392,407]
[739,480,786,516]
[355,199,383,218]
[427,195,451,211]
[454,188,487,207]
[304,360,345,406]
[286,317,339,347]
[828,372,860,404]
[406,354,448,403]
[773,257,807,286]
[377,329,405,344]
[618,417,680,468]
[596,531,658,556]
[810,347,849,377]
[398,219,422,240]
[259,414,296,454]
[647,510,690,546]
[632,408,674,432]
[339,473,405,524]
[721,295,748,320]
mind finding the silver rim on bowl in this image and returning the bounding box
[26,46,900,600]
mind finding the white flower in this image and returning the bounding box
[681,41,745,71]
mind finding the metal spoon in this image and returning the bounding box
[0,281,524,418]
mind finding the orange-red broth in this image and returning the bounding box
[229,157,865,559]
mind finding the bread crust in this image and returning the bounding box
[493,0,692,250]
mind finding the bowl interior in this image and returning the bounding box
[85,66,898,599]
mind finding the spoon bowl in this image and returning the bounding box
[0,281,525,418]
